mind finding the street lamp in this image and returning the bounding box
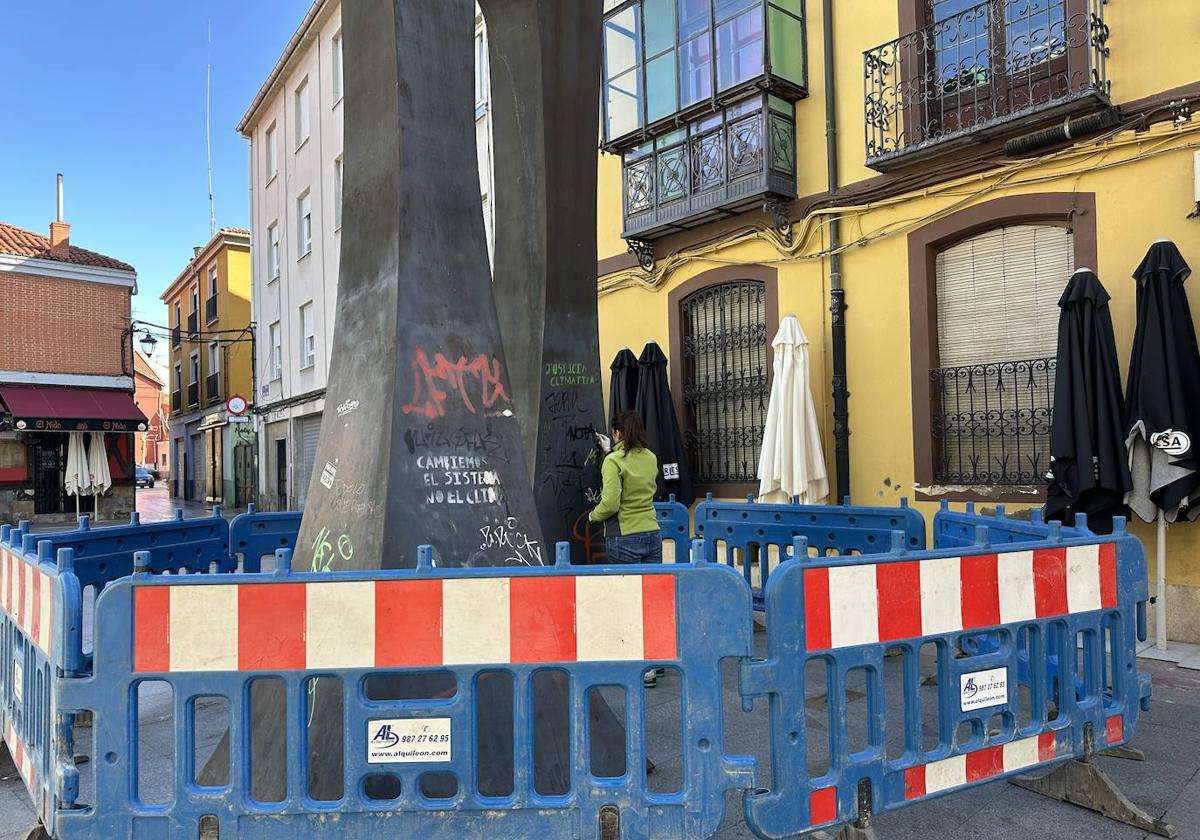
[138,329,157,356]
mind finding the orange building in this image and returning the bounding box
[133,351,169,477]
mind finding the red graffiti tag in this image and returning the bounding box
[402,348,512,419]
[571,509,607,566]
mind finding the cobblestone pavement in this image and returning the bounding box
[2,641,1197,840]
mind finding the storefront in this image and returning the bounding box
[0,384,147,523]
[172,406,256,508]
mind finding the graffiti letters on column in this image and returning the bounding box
[402,348,513,419]
[398,347,510,508]
[539,360,605,563]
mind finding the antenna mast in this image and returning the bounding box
[206,17,215,236]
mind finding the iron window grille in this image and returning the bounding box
[206,373,221,403]
[863,0,1110,167]
[622,94,796,238]
[930,356,1055,486]
[171,390,182,413]
[187,382,200,409]
[680,280,770,485]
[205,294,218,324]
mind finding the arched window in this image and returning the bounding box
[930,223,1073,485]
[677,277,771,487]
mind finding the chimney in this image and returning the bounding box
[49,173,70,258]
[193,246,203,258]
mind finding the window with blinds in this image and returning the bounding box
[680,280,770,485]
[930,224,1072,486]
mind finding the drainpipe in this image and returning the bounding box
[824,0,851,501]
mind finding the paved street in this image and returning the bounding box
[3,639,1196,840]
[134,484,243,522]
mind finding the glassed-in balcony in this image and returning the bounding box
[602,0,807,149]
[621,94,796,238]
[863,0,1111,170]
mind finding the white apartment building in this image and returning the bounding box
[239,0,495,509]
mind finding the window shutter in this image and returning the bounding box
[935,224,1073,367]
[930,223,1071,486]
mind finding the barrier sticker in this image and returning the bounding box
[12,658,22,703]
[368,718,452,764]
[960,667,1007,712]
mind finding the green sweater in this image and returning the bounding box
[589,443,660,536]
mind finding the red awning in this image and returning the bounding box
[0,384,148,433]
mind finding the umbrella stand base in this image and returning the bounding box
[1102,745,1146,761]
[813,819,878,840]
[1009,756,1176,837]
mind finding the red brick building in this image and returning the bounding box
[0,216,145,523]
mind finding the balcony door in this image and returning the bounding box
[918,0,1084,141]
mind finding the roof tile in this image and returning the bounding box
[0,220,135,272]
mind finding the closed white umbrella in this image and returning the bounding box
[87,432,112,520]
[87,432,112,494]
[757,315,829,505]
[64,431,90,520]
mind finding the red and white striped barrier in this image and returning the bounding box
[0,545,54,658]
[803,544,1117,650]
[133,572,679,673]
[3,718,36,797]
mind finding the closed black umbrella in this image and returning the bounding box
[1045,269,1131,533]
[635,341,695,506]
[1124,239,1199,651]
[609,348,640,420]
[1124,240,1200,522]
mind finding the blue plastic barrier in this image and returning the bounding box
[933,499,1093,549]
[19,511,232,592]
[933,503,1097,698]
[0,526,83,836]
[52,544,756,839]
[6,506,1156,839]
[739,521,1151,837]
[654,497,691,562]
[694,496,927,607]
[227,505,301,571]
[227,503,692,568]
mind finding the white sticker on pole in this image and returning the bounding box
[367,718,452,764]
[960,667,1008,712]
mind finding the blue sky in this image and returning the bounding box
[0,1,310,362]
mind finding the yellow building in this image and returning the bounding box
[595,1,1200,641]
[160,228,255,506]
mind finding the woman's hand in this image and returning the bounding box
[595,432,612,454]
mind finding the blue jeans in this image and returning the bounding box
[606,531,663,564]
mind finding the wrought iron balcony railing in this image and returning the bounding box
[187,312,199,338]
[171,390,181,413]
[622,95,796,240]
[929,356,1055,486]
[864,0,1110,168]
[205,295,218,323]
[206,373,220,403]
[171,325,181,347]
[187,382,200,408]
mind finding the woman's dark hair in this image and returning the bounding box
[611,411,649,451]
